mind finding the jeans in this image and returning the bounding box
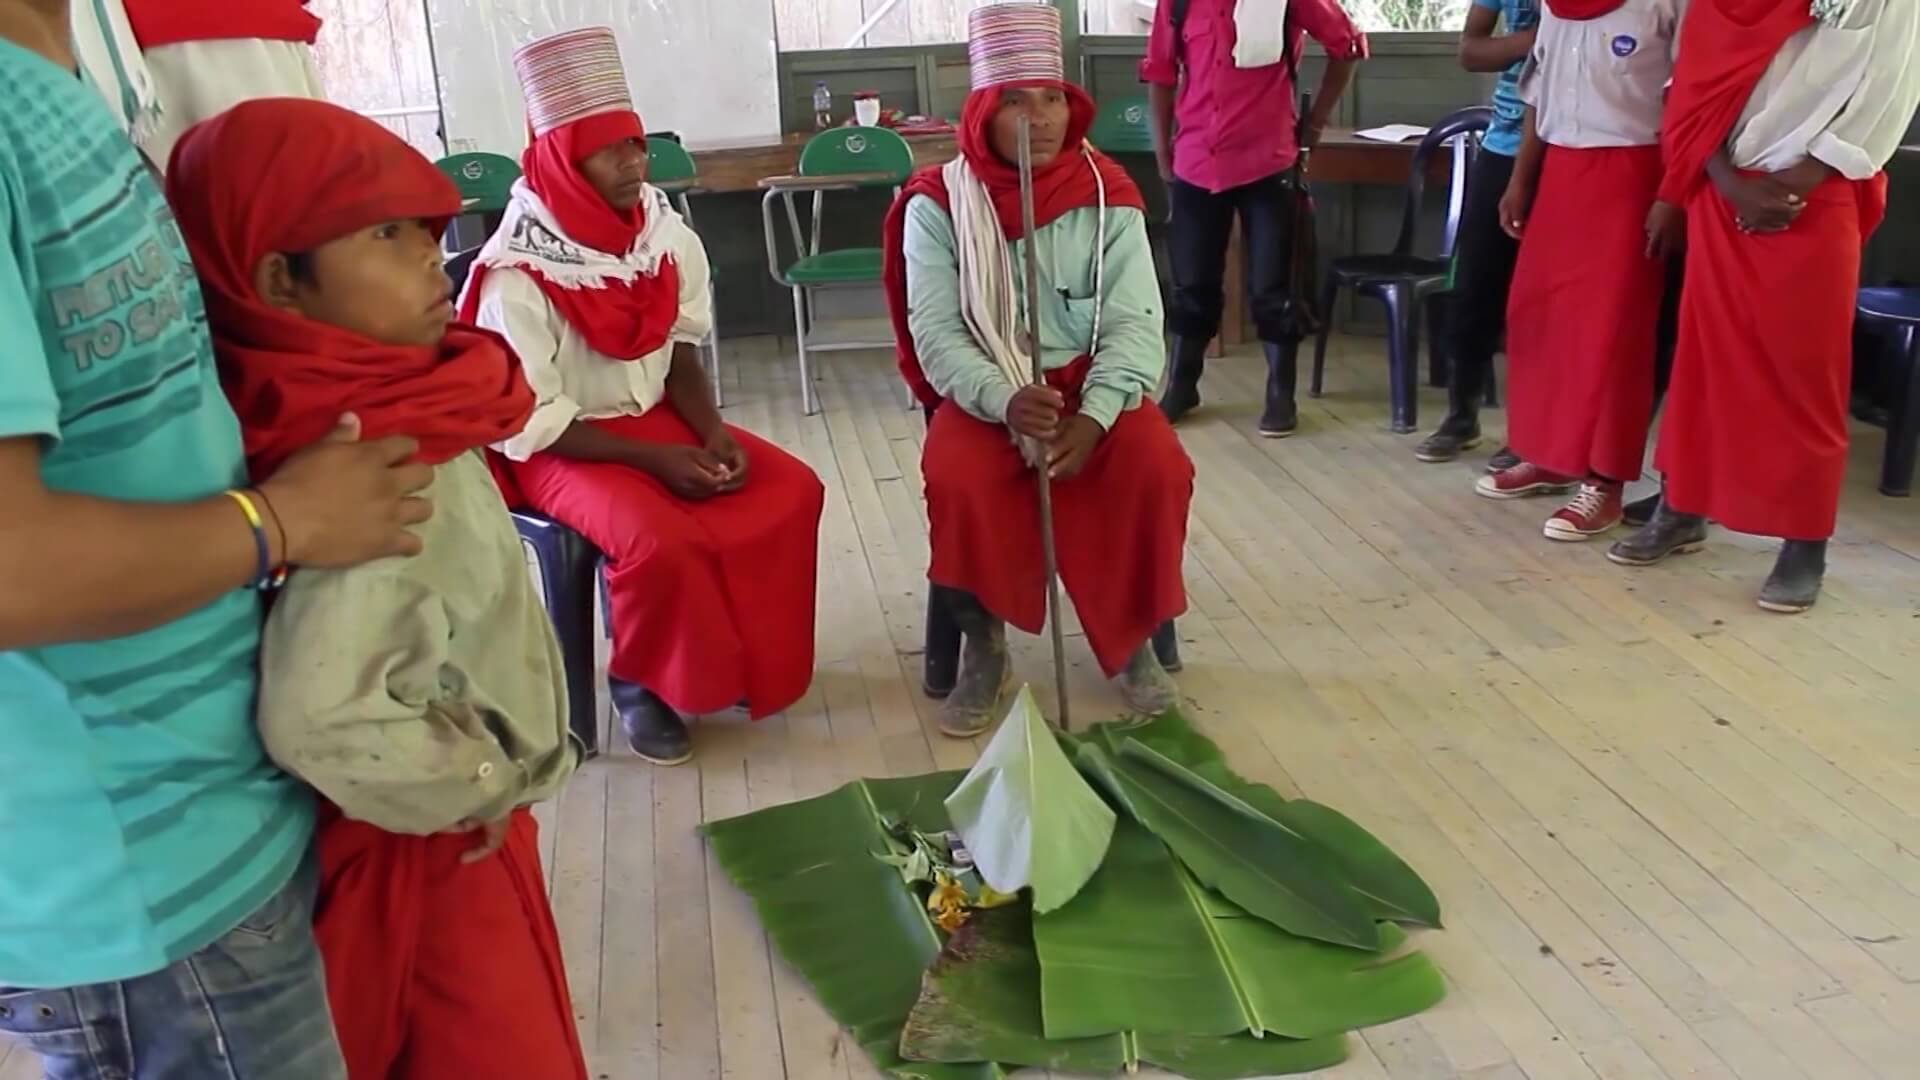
[1167,172,1301,344]
[0,859,345,1080]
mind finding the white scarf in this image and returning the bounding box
[468,178,678,292]
[1234,0,1293,69]
[942,149,1108,455]
[1810,0,1871,26]
[71,0,163,146]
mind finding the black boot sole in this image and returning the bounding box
[1606,539,1707,568]
[1414,436,1482,463]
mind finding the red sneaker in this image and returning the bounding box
[1544,481,1625,541]
[1475,462,1580,500]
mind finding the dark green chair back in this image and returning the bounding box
[646,136,698,185]
[1088,96,1154,155]
[436,152,520,213]
[797,127,913,185]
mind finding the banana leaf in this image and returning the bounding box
[1034,817,1446,1042]
[944,685,1115,914]
[901,904,1350,1077]
[1088,714,1442,929]
[703,773,1005,1079]
[1077,740,1381,950]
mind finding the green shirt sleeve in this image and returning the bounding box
[1078,206,1165,432]
[903,194,1018,424]
[0,189,60,443]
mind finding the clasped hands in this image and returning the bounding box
[1007,385,1101,481]
[633,428,749,501]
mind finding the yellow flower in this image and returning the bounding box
[928,872,971,932]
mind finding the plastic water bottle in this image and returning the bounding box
[812,81,833,130]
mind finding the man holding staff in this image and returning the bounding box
[882,3,1193,737]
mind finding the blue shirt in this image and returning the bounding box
[1475,0,1541,157]
[0,39,311,989]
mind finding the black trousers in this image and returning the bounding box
[1445,151,1683,429]
[1167,172,1299,344]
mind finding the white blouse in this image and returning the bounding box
[1519,0,1689,149]
[1729,0,1920,178]
[474,206,713,462]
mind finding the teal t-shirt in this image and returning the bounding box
[0,39,312,989]
[1474,0,1540,158]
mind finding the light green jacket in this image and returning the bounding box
[256,451,577,834]
[901,198,1166,430]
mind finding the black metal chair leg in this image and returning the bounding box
[1152,621,1182,674]
[1881,325,1920,498]
[1381,284,1420,434]
[1309,276,1341,398]
[922,584,963,699]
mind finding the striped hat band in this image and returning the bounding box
[967,3,1064,91]
[514,27,634,138]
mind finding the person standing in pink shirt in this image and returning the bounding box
[1144,0,1367,437]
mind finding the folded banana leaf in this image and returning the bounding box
[702,772,1005,1079]
[944,685,1115,914]
[902,902,1351,1077]
[1034,816,1446,1042]
[1087,714,1442,929]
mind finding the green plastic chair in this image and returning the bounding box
[435,152,520,214]
[760,127,915,415]
[645,135,724,407]
[1087,96,1155,155]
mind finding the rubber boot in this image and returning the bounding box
[937,591,1012,738]
[609,678,693,766]
[1258,340,1298,438]
[1758,539,1827,614]
[1606,503,1709,567]
[1114,642,1180,716]
[1158,335,1207,424]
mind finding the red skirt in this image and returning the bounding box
[313,807,587,1080]
[1655,173,1887,540]
[922,357,1193,677]
[503,407,825,718]
[1505,144,1668,482]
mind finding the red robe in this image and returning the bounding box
[315,809,588,1080]
[1504,144,1668,483]
[882,83,1192,676]
[1652,0,1888,539]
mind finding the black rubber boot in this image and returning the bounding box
[1114,643,1180,715]
[1258,340,1299,438]
[1486,446,1521,473]
[1414,415,1482,463]
[609,679,693,765]
[938,591,1011,738]
[1758,540,1827,614]
[1158,335,1208,424]
[1622,491,1664,528]
[1607,504,1709,567]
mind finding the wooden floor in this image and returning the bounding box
[9,334,1917,1080]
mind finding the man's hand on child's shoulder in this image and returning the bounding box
[258,413,434,568]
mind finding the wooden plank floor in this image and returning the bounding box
[532,333,1920,1080]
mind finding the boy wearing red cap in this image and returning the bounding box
[882,4,1194,735]
[165,98,589,1080]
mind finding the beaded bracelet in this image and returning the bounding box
[225,489,289,592]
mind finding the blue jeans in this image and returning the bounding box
[0,858,345,1080]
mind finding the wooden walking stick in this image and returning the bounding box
[1016,115,1071,731]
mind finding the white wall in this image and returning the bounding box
[429,0,782,155]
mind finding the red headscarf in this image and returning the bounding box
[1657,0,1817,207]
[1544,0,1631,17]
[166,98,535,479]
[456,110,682,363]
[881,82,1146,408]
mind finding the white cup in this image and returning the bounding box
[854,97,881,127]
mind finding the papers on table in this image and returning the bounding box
[1355,124,1431,144]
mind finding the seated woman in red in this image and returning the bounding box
[167,99,587,1080]
[462,28,826,765]
[882,3,1194,736]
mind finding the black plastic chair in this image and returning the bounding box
[1855,287,1920,497]
[513,510,607,757]
[446,247,481,295]
[916,405,1182,698]
[1310,106,1493,433]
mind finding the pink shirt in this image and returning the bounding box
[1140,0,1368,193]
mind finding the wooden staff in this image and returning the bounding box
[1016,115,1070,731]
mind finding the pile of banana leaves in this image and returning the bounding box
[703,692,1446,1079]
